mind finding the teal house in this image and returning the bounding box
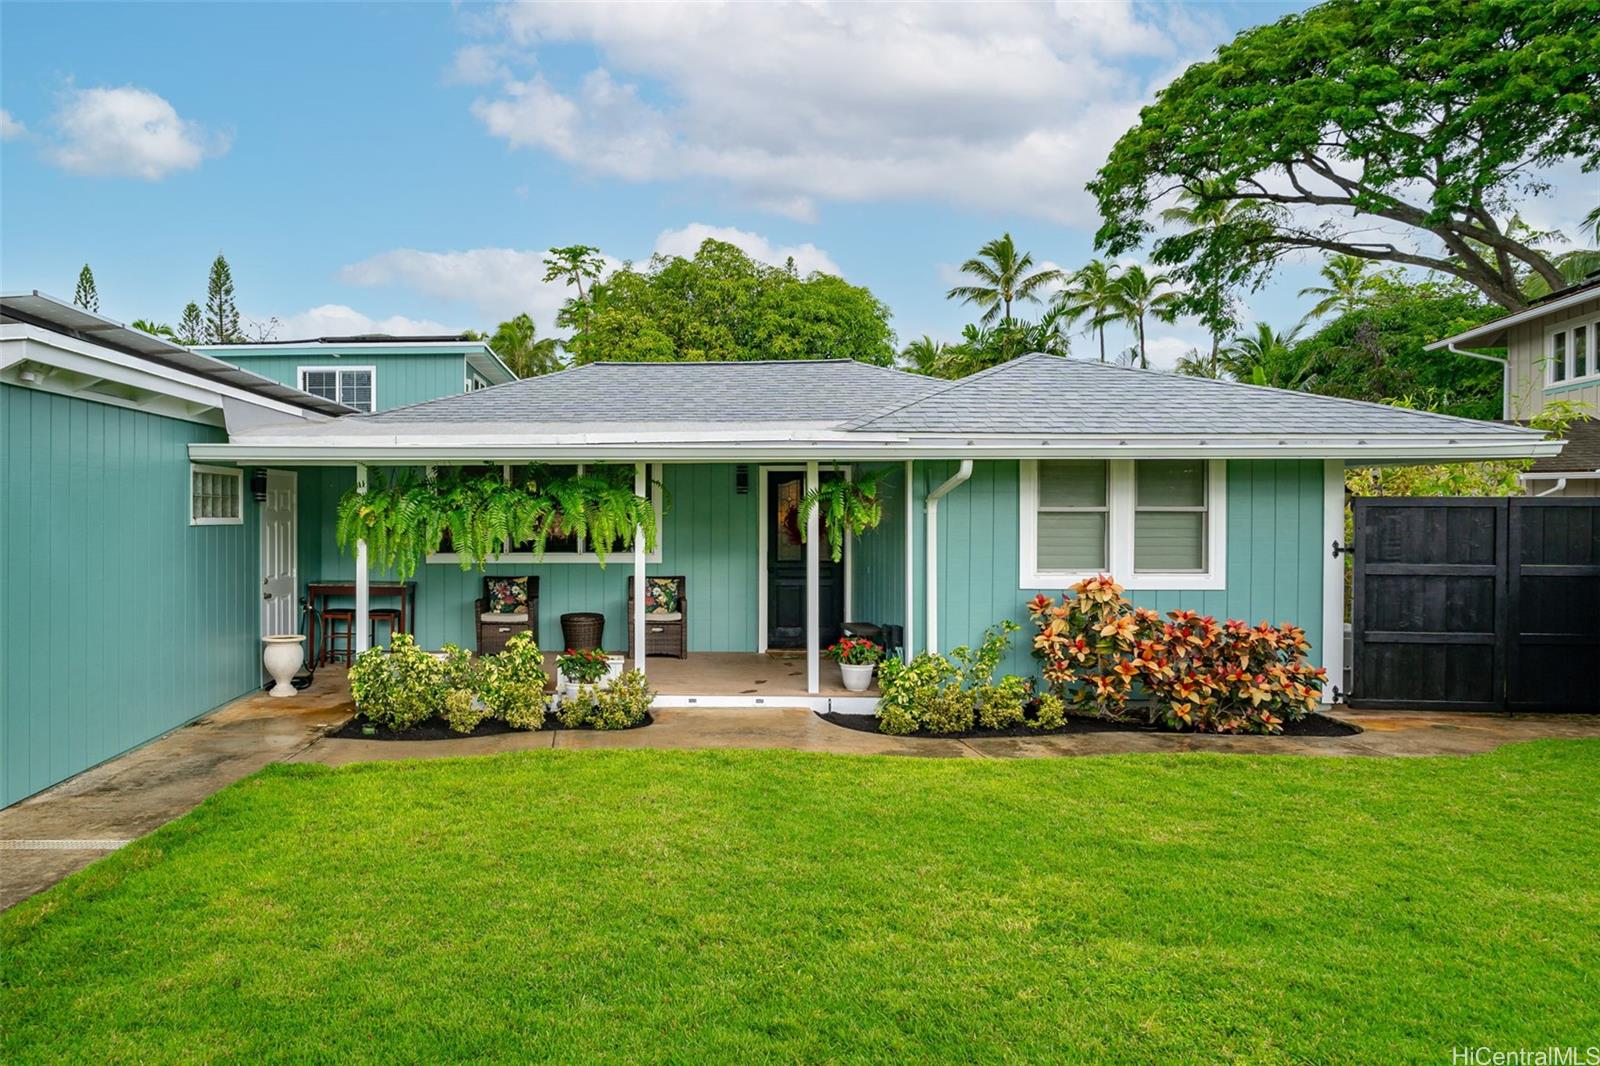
[1,291,1558,807]
[191,335,515,412]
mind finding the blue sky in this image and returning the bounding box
[0,0,1437,364]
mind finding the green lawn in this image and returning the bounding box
[5,743,1598,1064]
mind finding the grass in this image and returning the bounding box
[4,743,1599,1064]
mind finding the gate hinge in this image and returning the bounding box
[1330,539,1354,558]
[1330,685,1346,705]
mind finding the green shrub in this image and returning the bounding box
[441,688,487,734]
[976,675,1030,730]
[922,685,975,734]
[875,653,958,735]
[875,623,1022,735]
[348,633,444,731]
[482,633,547,731]
[561,670,654,729]
[1033,692,1066,730]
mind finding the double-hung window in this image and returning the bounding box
[1021,459,1225,589]
[300,366,376,412]
[1545,317,1598,387]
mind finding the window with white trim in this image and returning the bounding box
[1545,316,1598,387]
[190,465,243,525]
[427,463,665,564]
[1020,459,1226,590]
[300,366,376,412]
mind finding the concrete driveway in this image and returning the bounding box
[5,669,1599,909]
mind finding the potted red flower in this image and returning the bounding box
[825,637,884,692]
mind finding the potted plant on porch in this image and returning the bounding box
[825,637,883,692]
[556,648,611,699]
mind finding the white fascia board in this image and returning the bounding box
[186,434,1565,465]
[1424,286,1600,351]
[2,326,331,422]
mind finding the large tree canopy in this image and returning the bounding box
[564,239,895,365]
[1090,0,1600,310]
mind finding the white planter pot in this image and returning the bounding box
[604,655,626,684]
[839,662,876,692]
[262,635,305,698]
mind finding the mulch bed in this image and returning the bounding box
[817,709,1360,740]
[328,712,654,741]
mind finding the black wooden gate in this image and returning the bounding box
[1349,497,1599,713]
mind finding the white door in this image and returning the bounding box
[260,470,298,638]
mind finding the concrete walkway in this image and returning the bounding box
[5,667,1599,909]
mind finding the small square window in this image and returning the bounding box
[190,466,243,525]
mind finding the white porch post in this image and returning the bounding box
[633,461,647,677]
[805,460,820,694]
[903,459,915,663]
[354,464,370,655]
[1321,458,1346,704]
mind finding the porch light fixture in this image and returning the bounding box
[735,465,749,494]
[250,468,269,502]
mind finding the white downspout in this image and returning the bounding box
[923,460,973,656]
[1534,477,1568,497]
[1446,342,1510,421]
[633,461,647,677]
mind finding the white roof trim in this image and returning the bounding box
[1426,284,1600,350]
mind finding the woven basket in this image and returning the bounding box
[561,612,606,651]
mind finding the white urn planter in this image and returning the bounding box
[604,654,626,684]
[838,662,876,692]
[262,635,306,697]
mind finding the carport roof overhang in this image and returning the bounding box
[187,432,1564,465]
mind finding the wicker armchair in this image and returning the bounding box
[475,576,539,655]
[628,575,687,659]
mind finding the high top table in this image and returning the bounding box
[305,580,417,665]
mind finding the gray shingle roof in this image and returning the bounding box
[845,353,1539,438]
[1529,418,1600,473]
[362,359,940,425]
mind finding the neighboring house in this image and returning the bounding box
[0,289,1562,808]
[1,292,348,807]
[1428,275,1600,496]
[192,335,516,413]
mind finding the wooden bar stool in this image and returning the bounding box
[369,607,403,648]
[321,608,356,665]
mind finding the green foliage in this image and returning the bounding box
[176,303,204,346]
[1091,0,1600,310]
[73,264,99,313]
[1107,265,1181,370]
[131,318,175,339]
[1034,692,1067,730]
[911,315,1072,379]
[475,313,562,378]
[563,239,895,366]
[348,634,445,731]
[945,233,1060,325]
[441,689,487,735]
[481,633,547,730]
[1053,259,1123,363]
[798,469,888,562]
[556,648,610,685]
[335,465,656,579]
[204,254,242,344]
[561,670,653,730]
[875,622,1025,735]
[1348,400,1583,498]
[975,675,1029,730]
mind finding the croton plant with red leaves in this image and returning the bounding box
[1027,576,1326,734]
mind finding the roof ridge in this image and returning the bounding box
[841,352,1050,431]
[350,361,594,419]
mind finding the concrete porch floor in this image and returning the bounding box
[5,663,1599,910]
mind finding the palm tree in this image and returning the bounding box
[1159,183,1256,369]
[1173,346,1222,378]
[900,335,948,375]
[1219,321,1309,388]
[1053,260,1121,362]
[130,318,175,339]
[1298,255,1380,319]
[946,233,1060,325]
[486,313,562,378]
[1109,265,1181,370]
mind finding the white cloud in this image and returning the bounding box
[261,305,459,340]
[0,109,25,140]
[457,1,1179,223]
[653,224,840,276]
[46,86,225,179]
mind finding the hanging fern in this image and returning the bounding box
[335,464,658,579]
[798,467,889,563]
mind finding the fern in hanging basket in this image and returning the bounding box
[798,468,888,563]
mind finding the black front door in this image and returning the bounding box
[767,470,844,649]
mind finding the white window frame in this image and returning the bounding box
[1019,459,1226,590]
[299,365,377,412]
[189,464,244,526]
[1543,314,1600,388]
[426,462,665,565]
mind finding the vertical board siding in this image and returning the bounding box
[1,385,260,806]
[215,354,467,411]
[920,459,1327,679]
[848,464,906,632]
[300,463,761,653]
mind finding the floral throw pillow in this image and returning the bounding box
[487,578,528,614]
[645,578,680,615]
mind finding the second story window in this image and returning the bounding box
[1545,319,1597,388]
[300,366,376,412]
